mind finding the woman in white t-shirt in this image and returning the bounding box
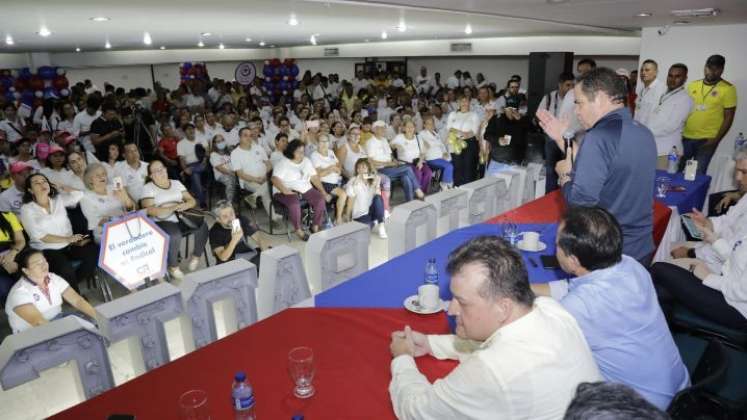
[329,121,347,149]
[345,158,387,239]
[446,96,480,186]
[271,140,331,241]
[337,125,392,214]
[80,163,135,243]
[209,134,237,203]
[141,160,209,280]
[5,249,97,334]
[310,134,347,225]
[101,143,122,180]
[419,115,454,190]
[391,120,433,193]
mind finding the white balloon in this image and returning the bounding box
[34,90,43,98]
[13,92,21,99]
[60,88,70,96]
[56,67,66,76]
[10,70,18,78]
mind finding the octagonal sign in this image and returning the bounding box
[98,211,169,290]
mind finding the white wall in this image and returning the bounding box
[639,24,747,164]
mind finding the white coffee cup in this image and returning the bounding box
[521,231,540,251]
[417,284,440,310]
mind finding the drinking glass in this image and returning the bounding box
[656,176,670,198]
[503,220,519,246]
[288,346,316,399]
[178,389,211,420]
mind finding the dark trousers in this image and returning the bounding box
[452,138,479,186]
[0,265,17,306]
[354,195,385,227]
[651,262,747,330]
[187,161,208,207]
[43,242,99,291]
[708,189,739,217]
[680,137,716,175]
[544,136,564,194]
[156,220,209,267]
[274,189,327,230]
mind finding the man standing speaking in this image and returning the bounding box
[537,68,657,264]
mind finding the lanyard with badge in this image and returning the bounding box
[654,86,685,113]
[697,82,717,111]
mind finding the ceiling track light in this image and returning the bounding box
[464,24,473,34]
[159,45,166,50]
[381,31,388,39]
[143,32,152,45]
[38,27,52,37]
[245,37,252,42]
[75,47,81,52]
[259,41,266,46]
[90,16,110,22]
[105,41,112,49]
[197,40,205,47]
[5,35,14,45]
[219,43,225,49]
[636,12,653,17]
[288,14,299,26]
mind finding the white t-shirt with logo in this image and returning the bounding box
[6,274,70,333]
[177,137,208,165]
[114,160,148,203]
[391,134,421,163]
[141,180,187,223]
[310,150,342,185]
[345,175,379,219]
[0,185,24,216]
[210,152,232,180]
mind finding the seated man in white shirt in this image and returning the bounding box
[230,125,279,222]
[389,236,601,420]
[114,142,148,204]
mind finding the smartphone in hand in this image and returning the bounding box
[231,218,241,233]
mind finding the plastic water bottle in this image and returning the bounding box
[232,371,256,420]
[424,258,439,286]
[667,146,679,174]
[735,132,746,154]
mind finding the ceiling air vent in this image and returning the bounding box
[324,47,339,57]
[450,42,472,53]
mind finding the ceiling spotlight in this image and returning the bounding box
[5,35,14,45]
[259,41,266,46]
[143,32,152,45]
[75,47,81,52]
[38,27,52,37]
[219,43,225,49]
[288,14,299,26]
[636,12,653,17]
[197,40,205,47]
[381,31,388,39]
[245,37,252,42]
[105,40,112,49]
[159,45,166,50]
[201,32,212,37]
[464,24,473,34]
[90,16,110,22]
[310,34,317,45]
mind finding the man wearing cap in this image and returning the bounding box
[634,59,668,128]
[681,54,737,174]
[0,162,34,216]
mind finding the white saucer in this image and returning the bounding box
[404,295,445,315]
[517,240,547,252]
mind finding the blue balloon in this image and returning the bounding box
[18,67,32,80]
[0,77,12,89]
[279,66,289,77]
[289,65,299,77]
[21,90,34,105]
[38,66,56,80]
[262,66,274,78]
[278,80,288,91]
[182,62,192,70]
[273,67,281,77]
[43,86,59,99]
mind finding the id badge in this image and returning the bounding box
[697,104,707,111]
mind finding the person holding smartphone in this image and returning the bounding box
[345,159,387,238]
[80,163,136,243]
[209,200,270,268]
[20,173,98,292]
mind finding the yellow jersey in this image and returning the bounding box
[683,79,737,140]
[0,212,22,243]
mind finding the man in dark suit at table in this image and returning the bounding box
[537,68,657,264]
[388,236,601,419]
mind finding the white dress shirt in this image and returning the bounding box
[389,297,602,420]
[537,90,564,118]
[634,79,668,127]
[20,192,83,250]
[696,194,747,273]
[72,110,101,153]
[231,143,269,189]
[646,86,692,156]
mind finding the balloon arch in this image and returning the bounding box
[0,66,70,110]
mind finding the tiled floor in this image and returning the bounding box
[0,207,392,419]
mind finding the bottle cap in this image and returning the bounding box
[292,415,304,420]
[234,371,246,382]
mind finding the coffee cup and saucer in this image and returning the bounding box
[404,284,446,315]
[516,231,547,252]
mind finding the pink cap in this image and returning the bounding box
[9,161,34,174]
[48,144,66,155]
[35,143,50,161]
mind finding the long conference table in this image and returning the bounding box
[51,185,694,419]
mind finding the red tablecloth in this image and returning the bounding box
[51,308,456,420]
[487,190,672,247]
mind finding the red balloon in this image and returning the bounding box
[270,58,281,67]
[29,75,44,91]
[33,98,43,108]
[52,76,69,90]
[13,79,27,91]
[0,85,4,95]
[193,65,204,78]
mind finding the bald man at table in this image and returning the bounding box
[388,236,601,420]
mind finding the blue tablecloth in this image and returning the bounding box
[656,170,711,214]
[315,223,565,309]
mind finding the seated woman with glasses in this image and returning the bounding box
[271,139,330,241]
[141,159,209,280]
[5,248,97,334]
[80,163,136,243]
[20,173,97,292]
